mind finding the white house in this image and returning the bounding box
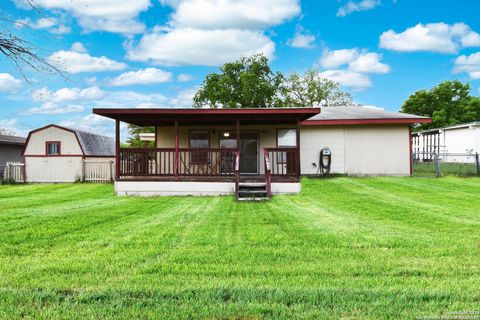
[412,122,480,162]
[22,124,115,182]
[93,106,430,199]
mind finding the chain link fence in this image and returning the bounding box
[412,152,480,177]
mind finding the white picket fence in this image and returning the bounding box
[3,162,25,182]
[82,160,115,183]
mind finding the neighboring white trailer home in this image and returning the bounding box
[93,106,430,198]
[22,124,115,182]
[412,122,480,162]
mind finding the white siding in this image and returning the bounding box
[300,125,410,176]
[443,127,477,154]
[25,156,83,182]
[300,127,345,174]
[344,126,410,175]
[24,126,82,155]
[24,126,84,182]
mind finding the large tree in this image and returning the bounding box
[193,54,283,108]
[401,80,480,130]
[193,54,352,109]
[279,70,353,107]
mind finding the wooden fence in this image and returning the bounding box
[3,162,25,182]
[82,160,115,183]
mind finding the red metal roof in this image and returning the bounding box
[93,108,321,126]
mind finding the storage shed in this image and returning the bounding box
[23,124,115,182]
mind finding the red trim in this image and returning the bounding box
[45,141,61,156]
[25,155,83,158]
[94,107,320,116]
[115,120,120,181]
[301,118,432,125]
[409,125,413,176]
[174,120,179,179]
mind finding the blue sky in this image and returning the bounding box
[1,0,480,137]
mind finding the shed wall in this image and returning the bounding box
[25,156,83,182]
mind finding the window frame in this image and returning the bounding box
[45,141,61,156]
[188,130,210,164]
[276,128,297,164]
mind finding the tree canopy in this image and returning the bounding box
[193,54,352,108]
[401,80,480,130]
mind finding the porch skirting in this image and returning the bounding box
[115,181,301,197]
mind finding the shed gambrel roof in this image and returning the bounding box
[67,127,115,156]
[23,124,114,157]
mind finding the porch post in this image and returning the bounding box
[115,119,120,181]
[296,120,301,178]
[236,120,240,152]
[174,120,179,179]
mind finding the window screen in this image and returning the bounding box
[46,142,60,155]
[189,131,209,163]
[277,129,297,147]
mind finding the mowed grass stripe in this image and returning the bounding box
[0,178,480,319]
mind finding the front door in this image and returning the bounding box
[240,132,258,174]
[219,131,258,174]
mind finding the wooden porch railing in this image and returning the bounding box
[119,147,237,178]
[264,148,300,178]
[263,149,272,197]
[235,151,240,198]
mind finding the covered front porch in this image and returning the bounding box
[93,108,320,198]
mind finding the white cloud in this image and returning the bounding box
[17,0,151,35]
[0,73,22,92]
[453,52,480,79]
[165,0,300,29]
[319,48,360,69]
[288,32,315,49]
[348,52,390,74]
[14,17,71,34]
[168,89,196,108]
[337,0,381,17]
[126,27,275,66]
[24,102,84,115]
[319,48,390,73]
[59,114,117,138]
[48,50,127,74]
[32,86,106,102]
[177,74,194,82]
[380,22,480,53]
[318,70,372,90]
[109,68,173,86]
[71,42,87,53]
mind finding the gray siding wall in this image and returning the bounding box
[0,144,24,177]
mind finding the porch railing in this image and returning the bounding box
[119,147,237,178]
[264,148,300,177]
[119,147,299,179]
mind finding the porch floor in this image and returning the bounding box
[118,175,299,183]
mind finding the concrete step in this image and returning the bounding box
[239,182,266,187]
[237,197,270,201]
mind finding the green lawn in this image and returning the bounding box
[0,177,479,319]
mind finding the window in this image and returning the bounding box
[277,129,297,164]
[189,130,209,163]
[277,129,297,147]
[46,142,60,155]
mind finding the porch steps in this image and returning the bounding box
[237,181,270,201]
